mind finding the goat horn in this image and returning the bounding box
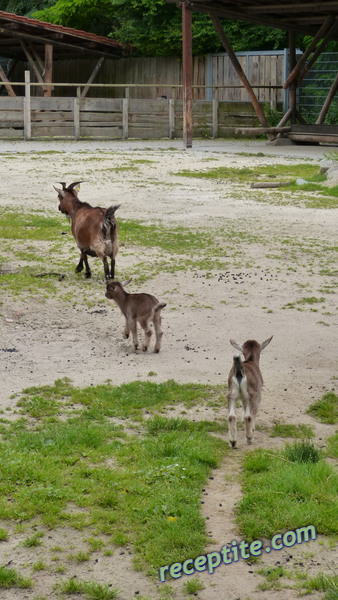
[56,182,67,189]
[68,181,85,191]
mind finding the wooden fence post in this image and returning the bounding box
[169,98,175,138]
[122,97,129,139]
[73,87,81,140]
[24,70,31,140]
[212,87,219,137]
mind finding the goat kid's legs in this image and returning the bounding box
[227,393,238,448]
[153,313,163,353]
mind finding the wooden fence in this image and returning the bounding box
[0,76,279,140]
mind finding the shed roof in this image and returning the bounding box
[168,1,338,40]
[0,10,124,60]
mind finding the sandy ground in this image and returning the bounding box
[0,137,337,599]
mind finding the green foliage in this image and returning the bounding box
[32,0,287,55]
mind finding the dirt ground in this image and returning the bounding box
[0,137,337,600]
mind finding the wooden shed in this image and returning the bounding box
[166,0,338,146]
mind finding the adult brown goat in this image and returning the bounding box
[54,181,120,279]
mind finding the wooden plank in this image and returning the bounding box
[81,97,123,111]
[169,98,175,138]
[0,128,24,139]
[182,2,193,147]
[80,126,122,138]
[236,126,291,135]
[0,65,16,97]
[31,97,74,111]
[0,97,24,109]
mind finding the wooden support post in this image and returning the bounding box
[316,71,338,124]
[44,44,53,97]
[210,13,272,138]
[0,65,16,96]
[169,98,175,139]
[24,70,31,141]
[182,2,193,148]
[81,56,105,98]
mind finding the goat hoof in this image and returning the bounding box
[142,346,148,352]
[247,438,253,445]
[230,440,237,449]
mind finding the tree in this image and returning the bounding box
[31,0,288,55]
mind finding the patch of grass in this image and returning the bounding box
[173,163,319,183]
[326,433,338,459]
[0,527,8,541]
[0,565,32,588]
[302,573,338,597]
[58,577,120,598]
[23,532,44,547]
[237,446,338,540]
[284,441,322,463]
[183,577,205,594]
[307,392,338,424]
[0,210,62,241]
[0,380,226,575]
[271,422,314,439]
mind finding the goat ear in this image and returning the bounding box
[53,185,64,196]
[260,336,273,351]
[121,277,132,287]
[230,339,243,353]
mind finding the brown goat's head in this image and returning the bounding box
[105,278,132,300]
[54,181,84,213]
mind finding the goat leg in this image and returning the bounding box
[227,393,238,448]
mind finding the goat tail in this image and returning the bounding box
[154,302,167,313]
[233,355,245,383]
[104,204,120,224]
[102,204,120,239]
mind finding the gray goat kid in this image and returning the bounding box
[106,278,166,352]
[227,336,272,448]
[54,181,120,279]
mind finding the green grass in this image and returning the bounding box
[59,578,119,599]
[0,565,32,589]
[327,433,338,458]
[302,573,338,598]
[236,445,338,540]
[0,379,227,575]
[307,392,338,424]
[271,422,314,439]
[173,163,320,183]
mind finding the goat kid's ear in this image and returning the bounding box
[230,339,243,353]
[121,277,132,286]
[260,336,273,351]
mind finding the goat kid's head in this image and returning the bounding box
[230,336,273,361]
[54,181,83,213]
[105,278,132,299]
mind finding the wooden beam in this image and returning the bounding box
[44,44,53,97]
[182,2,193,148]
[20,40,44,89]
[81,56,105,98]
[316,71,338,124]
[250,1,338,13]
[283,15,334,89]
[236,126,291,136]
[0,64,16,96]
[210,13,272,137]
